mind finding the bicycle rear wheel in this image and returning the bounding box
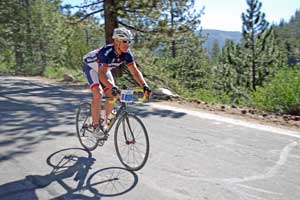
[76,103,98,151]
[114,113,150,171]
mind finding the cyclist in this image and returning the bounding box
[82,27,151,139]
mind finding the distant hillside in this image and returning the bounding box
[201,29,242,56]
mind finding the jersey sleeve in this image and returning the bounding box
[97,51,109,65]
[123,50,135,64]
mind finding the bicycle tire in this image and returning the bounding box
[76,103,98,151]
[114,113,150,171]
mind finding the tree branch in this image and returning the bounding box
[79,9,104,21]
[118,21,147,33]
[122,8,147,14]
[69,1,104,9]
[118,21,159,34]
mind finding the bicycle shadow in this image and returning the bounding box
[0,148,138,200]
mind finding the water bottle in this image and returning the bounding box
[107,108,117,126]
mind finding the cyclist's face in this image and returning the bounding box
[118,39,130,53]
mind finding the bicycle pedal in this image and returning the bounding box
[98,135,108,141]
[98,140,105,146]
[95,132,107,141]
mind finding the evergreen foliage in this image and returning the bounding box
[241,0,284,91]
[151,0,204,58]
[212,0,287,104]
[273,9,300,65]
[253,68,300,115]
[214,39,251,103]
[0,0,104,75]
[211,39,221,64]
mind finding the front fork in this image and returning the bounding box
[122,114,136,144]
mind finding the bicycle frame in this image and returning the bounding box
[104,101,127,134]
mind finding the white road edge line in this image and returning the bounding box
[150,103,300,139]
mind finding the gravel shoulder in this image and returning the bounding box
[160,99,300,132]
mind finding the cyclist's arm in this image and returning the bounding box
[99,64,114,88]
[127,62,147,87]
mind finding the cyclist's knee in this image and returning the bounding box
[93,93,102,102]
[103,86,112,97]
[91,88,103,101]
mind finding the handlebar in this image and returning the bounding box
[109,88,149,104]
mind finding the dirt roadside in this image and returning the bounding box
[159,98,300,132]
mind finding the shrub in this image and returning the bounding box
[252,67,300,115]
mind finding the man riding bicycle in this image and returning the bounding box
[82,27,151,139]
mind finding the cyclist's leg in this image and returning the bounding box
[102,70,115,124]
[82,62,104,127]
[91,87,102,127]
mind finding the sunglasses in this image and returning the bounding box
[121,40,131,44]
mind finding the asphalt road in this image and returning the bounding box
[1,75,300,200]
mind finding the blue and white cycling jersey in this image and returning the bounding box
[83,44,135,72]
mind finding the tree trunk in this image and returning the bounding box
[39,39,47,75]
[24,0,33,61]
[104,0,118,44]
[104,0,121,77]
[251,29,256,91]
[170,0,176,58]
[14,43,24,75]
[171,40,176,58]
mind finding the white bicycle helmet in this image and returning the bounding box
[112,27,132,41]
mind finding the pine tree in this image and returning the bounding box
[211,39,220,64]
[273,9,300,65]
[156,0,203,58]
[0,0,26,73]
[241,0,283,90]
[176,35,210,89]
[217,40,247,95]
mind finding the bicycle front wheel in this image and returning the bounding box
[114,113,150,171]
[76,103,98,151]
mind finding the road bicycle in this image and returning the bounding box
[75,88,150,171]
